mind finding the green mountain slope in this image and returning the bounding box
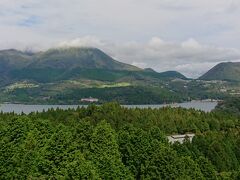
[0,47,141,83]
[200,62,240,81]
[0,49,32,72]
[0,49,33,85]
[29,47,140,71]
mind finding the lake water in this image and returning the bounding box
[0,101,218,114]
[124,101,218,112]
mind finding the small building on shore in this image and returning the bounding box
[81,97,99,103]
[167,134,195,144]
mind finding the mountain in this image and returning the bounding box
[200,62,240,81]
[0,49,32,72]
[0,47,141,83]
[29,47,140,71]
[0,47,187,83]
[0,47,140,72]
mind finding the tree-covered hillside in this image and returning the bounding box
[200,62,240,82]
[215,97,240,116]
[1,103,240,179]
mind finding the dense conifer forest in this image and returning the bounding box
[1,102,240,179]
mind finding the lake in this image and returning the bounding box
[0,101,218,114]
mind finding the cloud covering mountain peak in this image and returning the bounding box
[56,36,240,78]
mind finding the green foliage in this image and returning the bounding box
[53,85,186,104]
[89,121,133,179]
[1,102,240,179]
[215,97,240,116]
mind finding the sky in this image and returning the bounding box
[1,0,240,78]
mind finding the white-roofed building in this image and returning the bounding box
[167,134,195,144]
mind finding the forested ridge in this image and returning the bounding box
[1,102,240,179]
[215,97,240,116]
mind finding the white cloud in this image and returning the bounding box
[132,62,148,69]
[58,36,105,48]
[175,62,220,78]
[181,38,202,49]
[1,0,240,47]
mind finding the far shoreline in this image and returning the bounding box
[1,99,221,106]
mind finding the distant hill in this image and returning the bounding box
[200,62,240,81]
[144,68,156,72]
[158,71,187,79]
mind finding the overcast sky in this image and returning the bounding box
[1,0,240,78]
